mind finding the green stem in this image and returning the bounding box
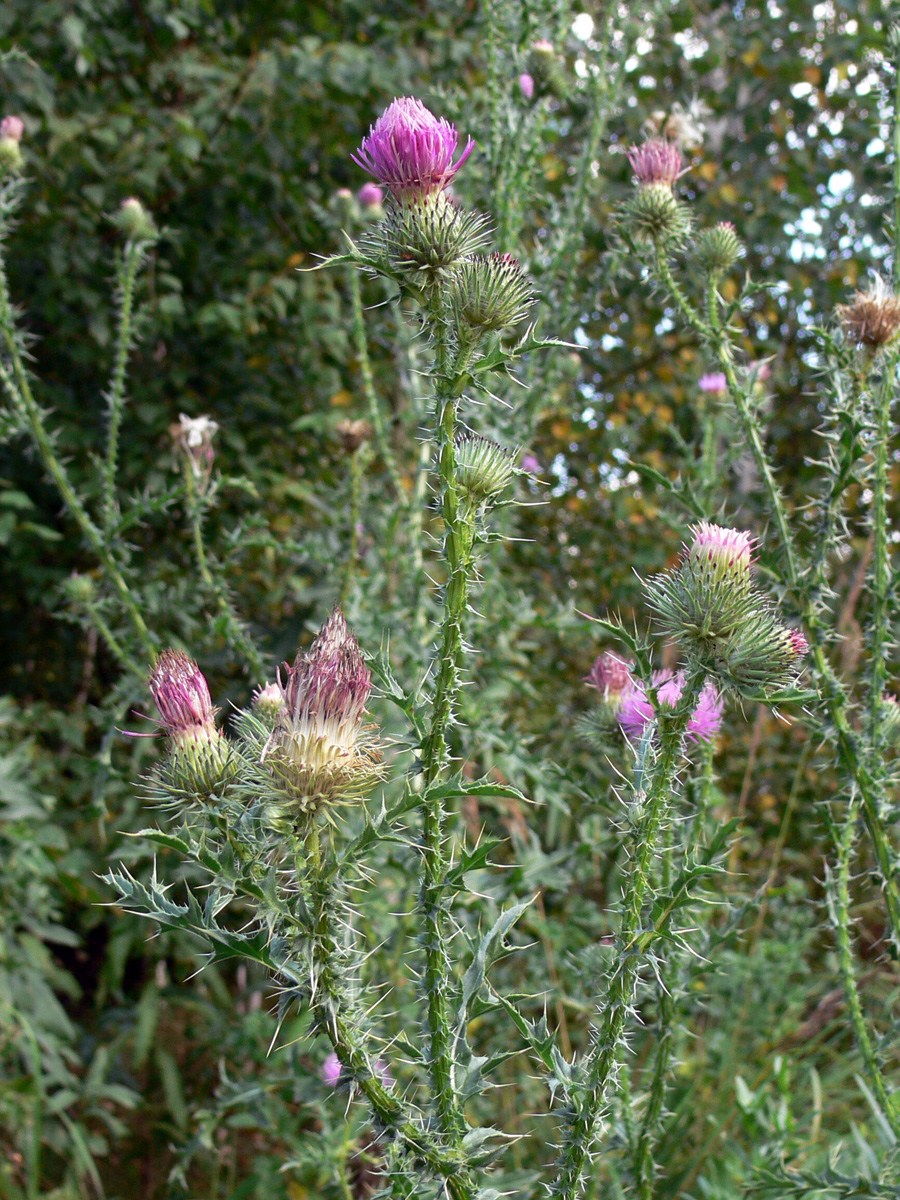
[102,238,143,532]
[828,800,900,1140]
[552,674,704,1200]
[867,362,894,760]
[341,448,363,605]
[183,461,266,678]
[416,292,475,1147]
[80,595,145,677]
[348,268,406,505]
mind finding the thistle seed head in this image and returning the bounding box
[836,274,900,349]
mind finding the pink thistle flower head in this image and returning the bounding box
[1,116,24,143]
[698,371,727,396]
[321,1052,342,1087]
[585,652,632,698]
[787,629,809,659]
[358,182,384,209]
[519,73,535,101]
[352,97,474,199]
[687,521,754,574]
[521,453,541,476]
[618,671,722,744]
[149,650,217,744]
[265,606,384,814]
[627,138,683,189]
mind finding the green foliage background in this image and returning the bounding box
[1,0,898,1196]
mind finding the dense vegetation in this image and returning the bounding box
[1,1,899,1197]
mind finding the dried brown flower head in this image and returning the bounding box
[836,275,900,349]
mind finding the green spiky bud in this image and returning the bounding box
[64,573,97,605]
[883,694,900,742]
[449,253,534,333]
[712,617,808,694]
[694,222,744,273]
[112,197,157,241]
[149,650,236,797]
[623,182,691,245]
[252,681,284,727]
[0,138,23,174]
[376,192,491,273]
[455,434,517,501]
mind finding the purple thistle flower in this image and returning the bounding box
[787,629,809,659]
[1,116,24,143]
[585,651,632,697]
[149,650,218,742]
[627,138,683,189]
[358,182,385,208]
[618,670,723,744]
[521,453,541,476]
[321,1050,393,1089]
[698,371,727,396]
[352,97,474,198]
[687,522,754,572]
[519,73,535,101]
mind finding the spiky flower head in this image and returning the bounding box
[171,413,218,489]
[585,652,632,699]
[449,252,534,333]
[353,97,474,200]
[623,182,691,246]
[376,190,491,274]
[0,115,24,173]
[688,521,754,574]
[149,650,235,795]
[112,196,157,241]
[618,671,723,744]
[694,222,744,273]
[699,371,728,397]
[519,73,535,101]
[628,139,683,189]
[836,274,900,349]
[263,607,384,817]
[455,434,518,501]
[321,1050,393,1090]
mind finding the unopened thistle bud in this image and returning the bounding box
[253,681,284,726]
[263,606,384,817]
[455,434,517,501]
[353,97,474,200]
[64,572,97,606]
[449,252,534,334]
[623,182,691,245]
[646,523,806,694]
[518,73,535,101]
[694,222,744,274]
[336,419,372,455]
[149,650,235,795]
[378,191,491,273]
[357,182,385,220]
[836,274,900,350]
[646,521,755,647]
[0,115,24,173]
[618,671,723,744]
[527,39,565,96]
[112,197,157,241]
[882,693,900,742]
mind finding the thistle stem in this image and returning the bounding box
[867,360,895,762]
[341,447,364,605]
[828,801,900,1140]
[417,292,476,1148]
[102,237,143,532]
[552,673,704,1200]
